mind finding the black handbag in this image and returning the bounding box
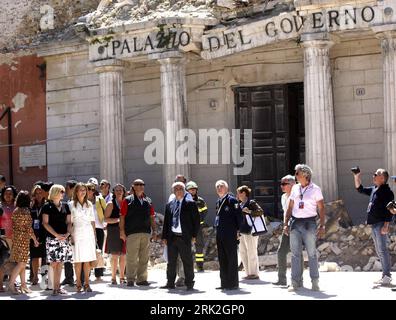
[0,237,10,267]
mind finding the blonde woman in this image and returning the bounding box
[42,184,73,296]
[71,183,97,293]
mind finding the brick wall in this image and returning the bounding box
[0,55,47,189]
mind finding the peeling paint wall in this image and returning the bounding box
[0,55,47,189]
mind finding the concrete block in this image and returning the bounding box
[47,153,63,166]
[125,104,161,122]
[333,86,354,103]
[47,74,99,92]
[46,57,67,80]
[353,84,382,100]
[47,99,100,116]
[370,113,384,128]
[124,93,161,108]
[333,70,365,87]
[365,69,383,85]
[347,128,384,145]
[47,86,99,104]
[334,57,350,70]
[47,125,100,141]
[362,99,384,114]
[334,101,362,116]
[335,115,371,131]
[63,149,99,163]
[124,79,161,95]
[66,54,96,76]
[336,143,384,160]
[336,159,385,176]
[350,56,375,71]
[47,137,100,153]
[46,111,99,129]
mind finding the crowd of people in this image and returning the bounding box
[0,162,395,297]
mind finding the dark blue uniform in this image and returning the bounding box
[214,193,243,289]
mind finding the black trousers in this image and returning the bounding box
[217,236,239,289]
[64,262,74,282]
[195,226,205,268]
[94,228,105,278]
[167,236,194,287]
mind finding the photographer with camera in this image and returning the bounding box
[353,167,394,286]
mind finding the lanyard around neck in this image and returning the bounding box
[299,184,311,201]
[216,195,228,216]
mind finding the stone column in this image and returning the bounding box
[150,51,190,199]
[302,33,338,202]
[374,25,396,188]
[94,59,126,185]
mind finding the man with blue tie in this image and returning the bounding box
[161,182,200,291]
[214,180,243,290]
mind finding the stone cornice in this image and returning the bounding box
[36,39,88,58]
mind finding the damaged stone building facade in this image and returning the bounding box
[1,0,396,223]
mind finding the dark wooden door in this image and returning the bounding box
[235,83,304,219]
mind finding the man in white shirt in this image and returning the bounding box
[283,164,326,292]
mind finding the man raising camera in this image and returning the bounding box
[353,168,394,286]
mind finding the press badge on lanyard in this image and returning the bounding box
[33,219,40,230]
[214,216,219,227]
[299,185,310,210]
[215,196,227,227]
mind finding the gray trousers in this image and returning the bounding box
[277,232,304,284]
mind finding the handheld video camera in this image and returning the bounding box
[386,200,396,211]
[351,166,360,174]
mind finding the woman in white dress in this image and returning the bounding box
[70,183,97,293]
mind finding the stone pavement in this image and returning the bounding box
[1,269,396,300]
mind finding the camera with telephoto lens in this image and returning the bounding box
[351,166,360,174]
[386,200,396,211]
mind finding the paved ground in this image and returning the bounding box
[1,268,396,300]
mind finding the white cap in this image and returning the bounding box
[87,177,98,186]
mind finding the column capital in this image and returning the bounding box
[373,24,396,40]
[301,32,335,49]
[93,59,128,73]
[148,51,186,64]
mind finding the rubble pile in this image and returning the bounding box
[87,0,218,28]
[149,200,396,273]
[86,0,288,29]
[0,0,99,52]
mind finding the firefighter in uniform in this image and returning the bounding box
[185,181,208,272]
